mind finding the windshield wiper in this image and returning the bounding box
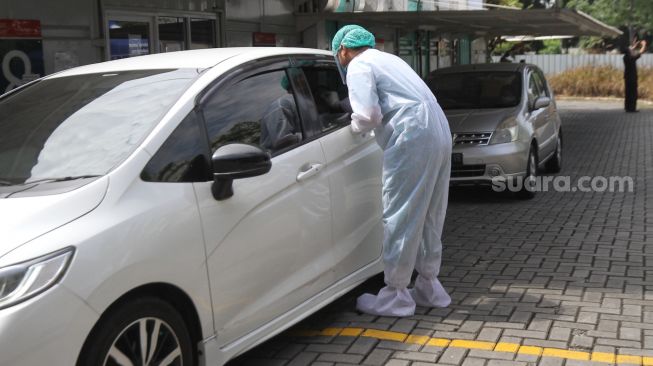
[0,179,14,186]
[23,175,102,185]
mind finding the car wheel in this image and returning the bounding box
[545,131,562,173]
[517,147,537,199]
[77,297,195,366]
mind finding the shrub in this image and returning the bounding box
[548,65,653,100]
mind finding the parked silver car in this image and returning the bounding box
[427,63,562,198]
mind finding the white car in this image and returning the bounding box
[0,48,383,366]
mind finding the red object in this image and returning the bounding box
[253,32,276,47]
[0,19,42,38]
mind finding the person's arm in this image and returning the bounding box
[639,40,648,54]
[346,60,383,133]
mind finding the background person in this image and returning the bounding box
[332,25,452,317]
[623,37,647,112]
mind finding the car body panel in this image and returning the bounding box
[318,129,384,281]
[0,177,108,259]
[196,139,335,347]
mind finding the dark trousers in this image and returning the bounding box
[625,76,638,112]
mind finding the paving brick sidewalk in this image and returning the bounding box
[229,103,653,366]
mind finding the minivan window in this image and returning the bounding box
[141,110,210,183]
[301,65,351,133]
[428,71,522,109]
[202,70,303,155]
[0,69,198,185]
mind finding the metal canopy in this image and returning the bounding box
[296,8,622,38]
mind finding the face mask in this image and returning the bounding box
[335,47,347,85]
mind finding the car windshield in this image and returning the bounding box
[0,69,199,185]
[428,71,522,110]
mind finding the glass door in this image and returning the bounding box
[106,15,153,60]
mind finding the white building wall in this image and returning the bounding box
[491,54,653,75]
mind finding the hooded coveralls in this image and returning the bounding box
[333,26,453,317]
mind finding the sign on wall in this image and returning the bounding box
[0,19,44,94]
[253,32,276,47]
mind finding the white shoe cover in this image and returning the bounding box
[356,286,416,317]
[409,276,451,308]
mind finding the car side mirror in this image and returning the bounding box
[211,143,271,201]
[533,96,551,110]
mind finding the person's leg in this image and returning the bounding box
[411,136,452,308]
[625,77,637,112]
[356,124,438,317]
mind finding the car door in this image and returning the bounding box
[193,59,334,346]
[533,69,558,158]
[293,56,383,282]
[526,70,550,157]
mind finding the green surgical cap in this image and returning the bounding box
[281,75,290,91]
[331,25,376,55]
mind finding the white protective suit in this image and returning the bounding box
[348,48,453,317]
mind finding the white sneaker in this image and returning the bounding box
[409,276,451,308]
[356,286,416,317]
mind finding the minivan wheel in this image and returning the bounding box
[77,297,195,366]
[517,147,537,199]
[545,131,562,173]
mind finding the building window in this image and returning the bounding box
[108,20,150,60]
[158,17,186,52]
[190,18,216,49]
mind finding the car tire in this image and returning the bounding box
[77,297,195,366]
[545,130,562,173]
[517,147,537,200]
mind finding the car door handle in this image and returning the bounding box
[297,163,324,182]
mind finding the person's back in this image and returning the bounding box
[348,48,451,148]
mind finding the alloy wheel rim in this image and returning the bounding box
[103,317,183,366]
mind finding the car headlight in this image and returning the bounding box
[489,118,519,145]
[0,247,74,310]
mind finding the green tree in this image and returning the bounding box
[565,0,653,33]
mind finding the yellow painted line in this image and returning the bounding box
[339,327,363,337]
[292,327,648,365]
[543,348,590,361]
[617,355,642,365]
[592,352,616,363]
[319,327,342,336]
[495,342,520,353]
[518,346,543,356]
[361,329,407,342]
[427,338,451,347]
[405,335,431,345]
[450,340,495,351]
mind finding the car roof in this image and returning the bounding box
[430,63,534,76]
[49,47,334,78]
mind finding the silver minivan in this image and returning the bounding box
[428,63,563,198]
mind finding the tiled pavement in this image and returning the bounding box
[229,101,653,366]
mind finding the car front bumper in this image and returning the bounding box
[0,284,98,366]
[450,140,529,184]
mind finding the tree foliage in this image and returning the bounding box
[565,0,653,33]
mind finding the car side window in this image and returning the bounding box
[141,110,211,183]
[534,71,549,97]
[202,69,303,155]
[527,72,541,107]
[301,65,351,133]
